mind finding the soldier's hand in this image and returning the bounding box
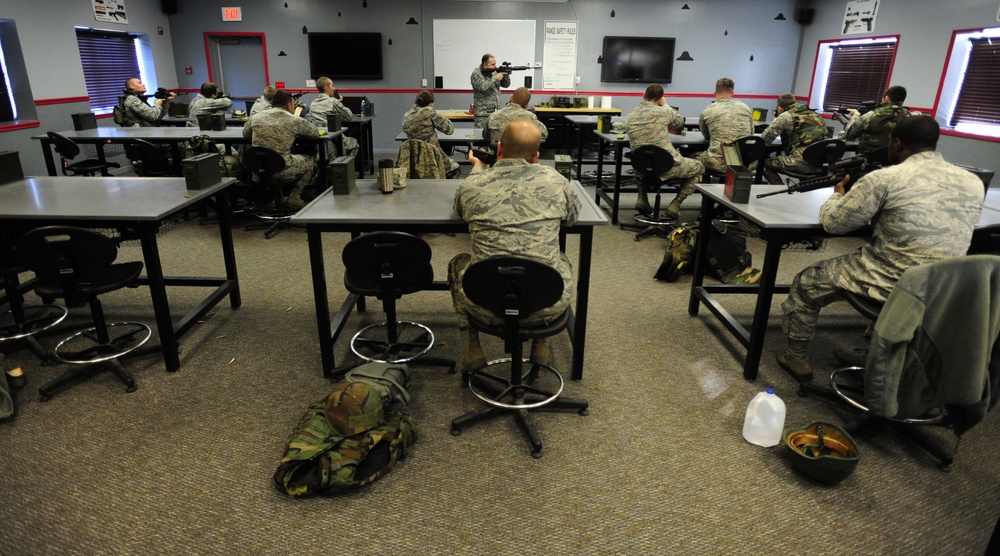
[835,174,850,195]
[167,92,178,100]
[154,98,165,106]
[848,109,860,118]
[468,149,487,168]
[496,72,508,80]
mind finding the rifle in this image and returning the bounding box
[481,62,535,77]
[139,88,185,101]
[833,100,878,126]
[756,155,880,198]
[454,145,497,167]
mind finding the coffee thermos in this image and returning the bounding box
[378,159,394,194]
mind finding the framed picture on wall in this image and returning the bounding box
[94,0,129,25]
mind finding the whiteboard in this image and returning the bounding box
[433,19,537,90]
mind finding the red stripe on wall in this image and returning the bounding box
[34,96,90,106]
[0,121,41,132]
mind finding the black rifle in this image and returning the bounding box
[756,155,880,198]
[138,88,185,101]
[481,62,534,76]
[454,145,497,167]
[833,100,878,125]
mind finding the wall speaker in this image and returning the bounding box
[795,8,814,25]
[524,76,532,89]
[434,76,443,89]
[162,0,178,14]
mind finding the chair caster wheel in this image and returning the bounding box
[531,450,543,459]
[125,385,137,393]
[40,394,52,402]
[578,408,589,416]
[448,364,457,374]
[450,428,461,436]
[634,237,640,242]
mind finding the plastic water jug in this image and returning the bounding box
[742,388,786,447]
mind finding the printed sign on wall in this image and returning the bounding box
[842,0,879,35]
[94,0,129,25]
[543,21,578,90]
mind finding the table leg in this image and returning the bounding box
[575,124,585,179]
[306,226,336,374]
[137,224,180,372]
[40,139,57,176]
[688,195,716,315]
[594,136,606,207]
[611,143,624,225]
[214,189,242,308]
[742,233,786,380]
[569,227,594,381]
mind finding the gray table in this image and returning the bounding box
[0,176,241,372]
[564,115,625,180]
[394,125,485,146]
[34,127,344,183]
[291,179,610,380]
[688,184,1000,381]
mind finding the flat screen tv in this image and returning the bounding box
[601,36,676,83]
[308,32,383,80]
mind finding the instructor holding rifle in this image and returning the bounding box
[471,53,511,128]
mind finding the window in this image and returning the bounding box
[75,28,150,115]
[0,38,15,121]
[935,27,1000,139]
[0,19,37,126]
[808,36,898,112]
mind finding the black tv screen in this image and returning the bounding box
[601,36,676,83]
[308,33,383,80]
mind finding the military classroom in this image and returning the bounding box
[1,0,999,554]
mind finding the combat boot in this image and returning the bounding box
[460,327,486,375]
[665,200,682,219]
[529,339,551,366]
[635,183,653,216]
[776,341,813,382]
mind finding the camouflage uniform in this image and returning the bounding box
[242,109,320,193]
[471,66,510,128]
[308,93,359,157]
[781,151,984,343]
[623,101,705,202]
[188,93,233,116]
[250,95,272,117]
[840,102,911,155]
[402,105,459,174]
[449,158,580,328]
[121,92,166,127]
[760,103,828,184]
[694,97,753,175]
[486,102,549,144]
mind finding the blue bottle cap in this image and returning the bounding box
[765,387,776,395]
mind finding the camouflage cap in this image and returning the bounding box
[325,382,386,437]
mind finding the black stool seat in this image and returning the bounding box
[243,146,301,238]
[622,145,683,241]
[779,139,846,182]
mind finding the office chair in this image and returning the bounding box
[123,139,175,177]
[1,251,67,367]
[776,138,846,183]
[331,232,456,378]
[450,255,589,458]
[167,101,189,117]
[16,226,152,401]
[46,132,121,177]
[396,139,455,179]
[799,255,1000,471]
[621,145,683,241]
[242,146,301,239]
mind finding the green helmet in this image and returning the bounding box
[784,422,860,484]
[325,382,385,437]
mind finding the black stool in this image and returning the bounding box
[450,255,588,458]
[621,145,683,241]
[243,146,300,239]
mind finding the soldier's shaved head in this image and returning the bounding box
[511,87,531,107]
[498,119,542,162]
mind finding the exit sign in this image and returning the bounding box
[222,7,242,21]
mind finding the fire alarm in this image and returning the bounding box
[185,66,193,75]
[157,26,163,35]
[276,81,285,89]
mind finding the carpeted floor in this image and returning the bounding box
[1,180,998,555]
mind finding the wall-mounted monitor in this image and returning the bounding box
[307,32,383,80]
[600,36,676,83]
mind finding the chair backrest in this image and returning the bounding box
[341,232,434,299]
[462,255,564,325]
[801,139,847,171]
[628,145,675,185]
[396,139,448,179]
[167,101,189,117]
[123,139,172,176]
[864,255,1000,434]
[734,135,767,168]
[15,226,120,306]
[243,146,287,182]
[47,131,81,160]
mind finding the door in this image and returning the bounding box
[205,33,268,98]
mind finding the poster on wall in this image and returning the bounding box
[841,0,879,35]
[94,0,129,25]
[542,21,578,90]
